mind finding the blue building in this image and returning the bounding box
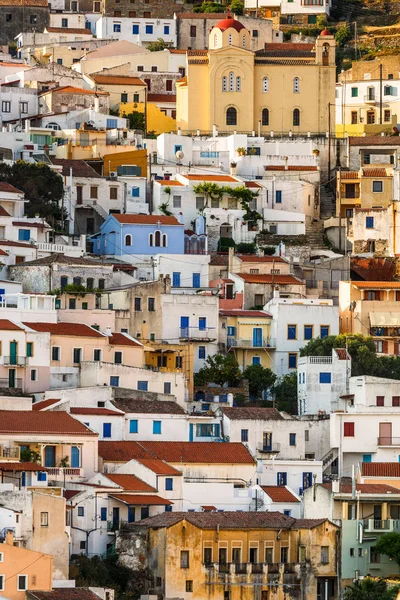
[92,214,185,256]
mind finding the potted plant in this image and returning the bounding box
[236,147,246,156]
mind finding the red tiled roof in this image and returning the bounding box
[23,322,104,337]
[0,319,23,330]
[0,240,33,248]
[236,255,287,263]
[109,332,142,347]
[136,458,182,475]
[362,168,389,177]
[0,462,47,472]
[292,519,328,529]
[362,462,400,478]
[40,86,108,96]
[219,309,272,318]
[46,27,93,34]
[353,281,400,289]
[137,511,295,529]
[113,214,182,225]
[261,485,300,503]
[105,473,155,491]
[156,180,184,186]
[112,398,185,415]
[0,411,97,435]
[0,182,23,194]
[264,166,318,171]
[12,221,48,228]
[91,74,146,86]
[0,247,8,255]
[201,505,217,510]
[184,174,238,182]
[222,407,283,420]
[109,493,173,505]
[0,206,10,216]
[236,273,302,285]
[99,441,255,464]
[257,43,314,58]
[349,136,400,146]
[341,171,359,179]
[323,482,400,494]
[64,490,81,500]
[70,407,123,416]
[32,398,61,411]
[147,94,176,103]
[51,159,101,179]
[245,181,262,188]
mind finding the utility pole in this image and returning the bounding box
[328,102,331,182]
[379,63,383,125]
[147,151,153,213]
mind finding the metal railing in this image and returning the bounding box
[363,519,400,531]
[227,337,276,348]
[257,442,281,453]
[377,437,400,446]
[0,378,22,388]
[47,467,81,476]
[0,446,20,459]
[2,356,27,366]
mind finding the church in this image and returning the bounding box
[176,15,336,135]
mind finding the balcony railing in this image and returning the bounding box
[0,446,20,460]
[257,442,281,454]
[47,467,81,476]
[0,378,23,389]
[227,337,276,349]
[179,328,216,340]
[363,519,400,532]
[377,437,400,446]
[2,356,27,366]
[204,562,292,574]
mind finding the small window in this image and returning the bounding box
[26,342,33,357]
[293,108,300,126]
[186,581,193,593]
[262,77,269,93]
[320,326,329,338]
[262,108,269,126]
[101,507,107,521]
[198,346,206,360]
[164,382,171,394]
[289,433,296,446]
[181,550,189,568]
[376,396,384,406]
[304,325,313,340]
[73,348,82,364]
[351,87,358,97]
[321,546,329,564]
[98,279,105,290]
[94,349,102,362]
[173,195,181,208]
[288,353,297,369]
[372,181,383,193]
[165,477,173,491]
[146,24,153,34]
[18,576,27,591]
[40,511,49,527]
[103,423,112,438]
[130,419,138,433]
[153,420,162,434]
[148,297,155,311]
[287,324,297,340]
[125,234,132,247]
[134,297,142,311]
[277,472,287,486]
[80,541,86,550]
[344,422,355,437]
[241,429,248,442]
[366,216,374,229]
[276,190,282,203]
[293,77,300,93]
[114,351,122,364]
[393,396,400,407]
[226,106,237,126]
[319,372,331,384]
[30,369,37,382]
[138,380,148,391]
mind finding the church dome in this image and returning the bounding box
[214,16,246,32]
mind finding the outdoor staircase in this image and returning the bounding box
[320,184,336,220]
[306,220,326,249]
[321,447,339,472]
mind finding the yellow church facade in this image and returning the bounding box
[176,17,336,135]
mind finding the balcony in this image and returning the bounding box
[2,356,27,366]
[227,337,276,349]
[0,378,23,389]
[377,437,400,446]
[204,562,294,575]
[257,442,281,454]
[0,446,20,461]
[179,328,216,341]
[364,94,376,104]
[363,519,400,532]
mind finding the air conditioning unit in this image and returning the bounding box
[109,172,118,178]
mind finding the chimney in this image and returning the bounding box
[331,479,340,493]
[273,289,280,299]
[105,326,112,336]
[94,95,100,112]
[177,127,181,136]
[177,212,184,224]
[228,246,234,274]
[230,161,237,176]
[212,124,218,137]
[5,530,14,546]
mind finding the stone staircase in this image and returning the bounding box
[320,184,336,220]
[306,220,326,249]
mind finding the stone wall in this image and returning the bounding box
[0,6,49,45]
[353,238,388,256]
[104,0,193,20]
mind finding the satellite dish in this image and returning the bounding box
[176,150,184,161]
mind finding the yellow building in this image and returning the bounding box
[134,512,339,600]
[336,167,393,218]
[0,532,53,600]
[176,16,336,134]
[144,342,194,398]
[90,74,147,110]
[219,309,274,370]
[121,100,176,135]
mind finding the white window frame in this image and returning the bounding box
[52,346,61,361]
[125,233,132,246]
[0,574,4,591]
[72,347,83,364]
[30,369,37,381]
[17,575,28,591]
[40,511,49,527]
[93,348,102,361]
[0,553,3,563]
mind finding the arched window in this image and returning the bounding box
[222,76,227,92]
[262,108,269,126]
[226,106,237,126]
[242,35,246,48]
[162,234,167,247]
[125,234,132,246]
[229,72,234,92]
[293,108,300,126]
[322,43,329,66]
[293,77,300,93]
[228,33,232,45]
[262,77,269,93]
[214,33,218,47]
[236,76,241,92]
[155,230,161,246]
[149,233,154,247]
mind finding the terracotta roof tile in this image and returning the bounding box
[91,74,146,86]
[137,511,295,529]
[183,174,238,182]
[0,182,23,193]
[99,441,255,464]
[353,281,400,289]
[109,493,173,505]
[264,166,318,171]
[237,273,303,285]
[362,462,400,478]
[147,94,176,103]
[0,411,97,435]
[245,181,262,188]
[46,27,92,34]
[70,407,123,416]
[26,590,102,600]
[236,254,287,263]
[219,309,272,318]
[0,240,33,248]
[324,482,400,494]
[15,253,106,266]
[0,462,47,472]
[362,168,388,177]
[261,485,300,502]
[51,159,101,179]
[112,398,185,414]
[349,136,400,146]
[113,214,181,225]
[340,171,359,179]
[64,490,81,500]
[0,319,23,331]
[40,86,108,96]
[222,407,283,420]
[136,458,182,475]
[109,332,142,347]
[23,322,104,337]
[0,247,8,254]
[256,43,314,58]
[12,221,49,228]
[32,398,61,411]
[105,473,155,491]
[156,180,183,186]
[292,519,328,529]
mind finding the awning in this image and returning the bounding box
[369,312,400,327]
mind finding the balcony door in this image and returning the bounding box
[9,341,17,365]
[263,432,272,451]
[253,328,262,347]
[379,422,392,445]
[44,446,56,467]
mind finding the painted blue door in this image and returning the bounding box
[0,288,5,301]
[253,328,262,347]
[180,316,189,337]
[21,471,26,487]
[44,446,56,467]
[9,341,17,365]
[71,446,80,468]
[189,423,194,442]
[128,506,136,523]
[192,273,201,288]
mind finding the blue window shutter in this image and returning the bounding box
[130,419,138,433]
[100,507,107,521]
[215,424,220,438]
[227,326,236,336]
[131,187,140,197]
[198,346,206,359]
[320,326,329,339]
[199,317,206,331]
[366,216,374,229]
[18,229,30,241]
[37,471,47,482]
[153,420,162,434]
[302,472,312,489]
[71,446,80,468]
[106,119,118,128]
[173,272,181,287]
[110,376,119,387]
[165,478,173,491]
[193,273,201,288]
[164,25,169,34]
[252,356,261,366]
[275,190,282,203]
[319,372,331,384]
[132,24,139,34]
[103,423,112,438]
[137,381,148,391]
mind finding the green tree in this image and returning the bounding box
[236,242,256,254]
[147,38,172,52]
[374,532,400,566]
[195,354,241,387]
[344,577,400,600]
[335,25,352,47]
[124,111,145,131]
[193,2,223,12]
[243,364,276,399]
[0,161,65,230]
[274,372,298,414]
[230,0,244,14]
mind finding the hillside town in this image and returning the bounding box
[3,0,400,598]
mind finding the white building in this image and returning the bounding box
[95,16,176,47]
[0,86,38,123]
[265,293,340,376]
[130,254,210,289]
[297,348,351,416]
[252,484,302,518]
[260,458,323,498]
[336,79,400,130]
[244,0,331,18]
